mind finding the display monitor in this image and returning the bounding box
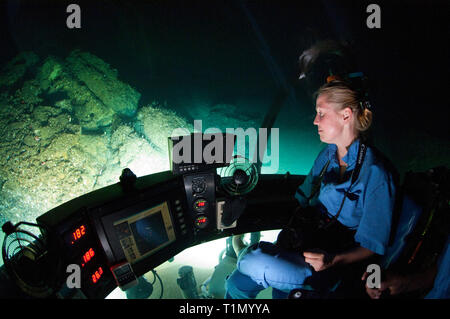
[111,202,176,264]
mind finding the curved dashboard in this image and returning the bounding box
[32,170,304,299]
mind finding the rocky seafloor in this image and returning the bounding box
[0,50,260,233]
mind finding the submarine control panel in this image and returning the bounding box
[0,133,301,299]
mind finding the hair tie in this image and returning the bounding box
[326,75,341,83]
[359,100,372,111]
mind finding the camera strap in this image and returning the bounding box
[306,159,331,204]
[294,141,367,230]
[322,142,367,228]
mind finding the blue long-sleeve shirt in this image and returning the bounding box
[295,139,397,255]
[425,236,450,299]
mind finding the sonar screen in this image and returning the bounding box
[112,202,176,264]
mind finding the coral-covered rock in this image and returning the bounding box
[0,52,39,89]
[110,124,170,178]
[136,103,194,154]
[66,50,141,118]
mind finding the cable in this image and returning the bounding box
[152,269,164,299]
[148,269,157,285]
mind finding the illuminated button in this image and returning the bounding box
[177,212,183,218]
[176,206,182,211]
[179,218,185,224]
[193,198,208,212]
[175,200,180,205]
[194,215,209,229]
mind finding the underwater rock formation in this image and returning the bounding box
[0,65,269,230]
[184,102,263,160]
[0,51,180,231]
[186,102,261,131]
[66,50,141,120]
[0,51,39,90]
[0,50,141,133]
[0,49,248,245]
[136,102,194,154]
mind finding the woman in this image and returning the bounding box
[225,80,398,299]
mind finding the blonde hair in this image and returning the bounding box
[315,81,372,132]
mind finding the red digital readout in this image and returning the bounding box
[197,201,205,207]
[81,248,95,267]
[91,267,103,284]
[71,225,86,244]
[197,217,207,223]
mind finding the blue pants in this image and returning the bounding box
[225,241,317,299]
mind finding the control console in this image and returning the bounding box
[183,171,217,232]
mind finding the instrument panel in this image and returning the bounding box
[37,172,196,299]
[33,163,301,299]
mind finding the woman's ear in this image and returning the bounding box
[342,107,353,122]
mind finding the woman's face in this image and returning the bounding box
[313,94,348,144]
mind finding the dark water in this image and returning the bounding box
[0,0,448,298]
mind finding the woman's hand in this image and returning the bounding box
[303,250,335,272]
[361,271,408,298]
[361,265,437,299]
[304,246,375,272]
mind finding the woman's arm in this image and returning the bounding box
[332,246,375,266]
[304,246,375,272]
[362,264,438,298]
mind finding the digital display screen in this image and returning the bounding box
[131,213,170,254]
[81,248,95,267]
[64,224,88,246]
[48,211,112,295]
[90,267,104,284]
[112,202,176,264]
[72,225,86,242]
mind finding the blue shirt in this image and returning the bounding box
[295,139,397,255]
[425,236,450,299]
[381,194,423,268]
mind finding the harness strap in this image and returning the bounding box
[295,142,367,228]
[323,142,367,228]
[295,159,330,204]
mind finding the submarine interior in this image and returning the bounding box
[0,0,448,300]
